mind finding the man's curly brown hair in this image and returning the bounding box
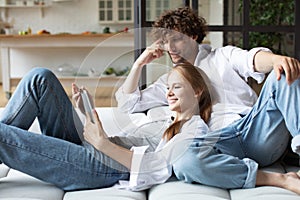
[152,7,207,44]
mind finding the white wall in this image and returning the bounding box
[2,0,133,35]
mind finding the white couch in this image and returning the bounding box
[1,107,300,200]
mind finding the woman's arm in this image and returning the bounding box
[96,138,133,169]
[84,110,133,169]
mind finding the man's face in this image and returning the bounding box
[160,31,198,64]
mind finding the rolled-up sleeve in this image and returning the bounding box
[128,145,172,191]
[246,47,272,83]
[115,87,141,113]
[217,46,271,84]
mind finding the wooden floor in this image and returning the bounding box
[0,84,117,108]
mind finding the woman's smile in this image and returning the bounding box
[167,97,178,105]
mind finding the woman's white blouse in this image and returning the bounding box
[115,115,209,191]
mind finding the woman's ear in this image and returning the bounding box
[194,89,202,98]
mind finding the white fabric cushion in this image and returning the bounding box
[27,107,149,137]
[0,164,10,178]
[149,162,300,200]
[230,187,300,200]
[0,169,64,200]
[64,188,147,200]
[148,178,231,200]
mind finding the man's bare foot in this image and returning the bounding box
[281,172,300,195]
[256,170,300,195]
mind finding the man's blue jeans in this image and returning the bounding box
[174,70,298,189]
[0,68,129,191]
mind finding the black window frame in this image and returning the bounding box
[134,0,300,86]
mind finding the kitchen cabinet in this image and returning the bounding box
[98,0,133,23]
[145,0,185,21]
[146,0,169,21]
[0,33,134,98]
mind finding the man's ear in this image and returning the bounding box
[192,35,198,41]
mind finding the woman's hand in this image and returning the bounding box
[71,83,83,110]
[71,83,95,114]
[83,109,108,149]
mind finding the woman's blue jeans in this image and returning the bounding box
[173,70,299,189]
[0,68,129,191]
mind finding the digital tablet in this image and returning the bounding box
[81,90,95,123]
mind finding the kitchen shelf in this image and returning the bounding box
[0,4,51,17]
[0,4,49,7]
[52,0,73,2]
[0,33,134,98]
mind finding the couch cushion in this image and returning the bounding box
[149,162,300,200]
[230,186,300,200]
[0,164,10,178]
[26,107,149,137]
[95,107,148,137]
[148,178,231,200]
[0,169,64,200]
[63,188,146,200]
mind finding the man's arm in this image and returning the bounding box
[115,41,167,113]
[254,51,300,85]
[122,41,164,94]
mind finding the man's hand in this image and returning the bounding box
[254,51,300,85]
[134,40,165,67]
[272,54,300,85]
[120,40,165,94]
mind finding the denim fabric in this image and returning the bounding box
[0,68,129,191]
[174,70,297,189]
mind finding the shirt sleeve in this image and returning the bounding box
[115,74,169,113]
[217,45,272,84]
[124,116,208,191]
[128,145,172,191]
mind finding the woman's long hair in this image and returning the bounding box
[163,63,212,141]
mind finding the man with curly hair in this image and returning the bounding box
[116,6,300,193]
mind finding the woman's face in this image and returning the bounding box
[166,70,198,114]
